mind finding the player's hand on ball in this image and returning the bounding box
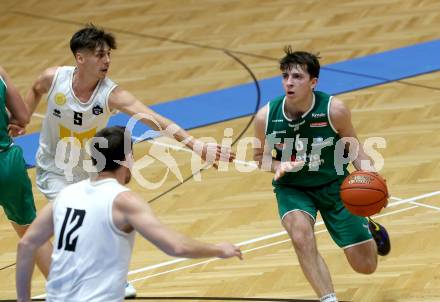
[216,243,243,260]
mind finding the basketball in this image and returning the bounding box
[340,171,388,217]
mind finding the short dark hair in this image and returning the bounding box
[70,24,117,54]
[279,46,320,79]
[91,126,132,172]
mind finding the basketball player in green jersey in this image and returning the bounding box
[0,66,51,278]
[253,47,390,302]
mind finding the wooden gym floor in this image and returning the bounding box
[1,0,440,301]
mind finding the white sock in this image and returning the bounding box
[320,293,338,302]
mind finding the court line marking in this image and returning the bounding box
[128,228,288,275]
[32,191,440,299]
[391,196,440,212]
[408,201,440,211]
[129,229,327,283]
[129,204,422,284]
[127,190,440,280]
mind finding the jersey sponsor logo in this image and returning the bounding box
[310,122,328,127]
[54,93,67,106]
[271,119,284,122]
[312,113,326,118]
[53,108,61,118]
[92,105,104,116]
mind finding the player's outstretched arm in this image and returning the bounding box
[25,67,57,116]
[113,191,242,260]
[16,203,54,302]
[108,87,235,165]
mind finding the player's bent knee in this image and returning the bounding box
[349,256,377,274]
[345,241,378,274]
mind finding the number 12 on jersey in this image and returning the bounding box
[57,207,86,252]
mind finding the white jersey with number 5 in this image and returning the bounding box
[36,66,117,178]
[46,178,134,302]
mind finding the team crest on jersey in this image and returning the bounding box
[54,93,66,106]
[92,105,104,116]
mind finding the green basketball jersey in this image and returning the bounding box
[0,76,12,150]
[266,91,349,187]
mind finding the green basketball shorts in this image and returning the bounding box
[0,145,36,225]
[274,178,372,248]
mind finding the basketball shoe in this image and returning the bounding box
[125,282,136,298]
[368,217,391,256]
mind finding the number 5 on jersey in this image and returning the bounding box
[73,111,83,125]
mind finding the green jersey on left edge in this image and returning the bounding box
[0,76,12,150]
[266,90,349,188]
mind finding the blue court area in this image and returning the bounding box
[16,39,440,167]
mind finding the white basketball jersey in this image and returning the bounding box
[36,66,117,179]
[46,178,134,302]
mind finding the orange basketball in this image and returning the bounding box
[340,171,388,217]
